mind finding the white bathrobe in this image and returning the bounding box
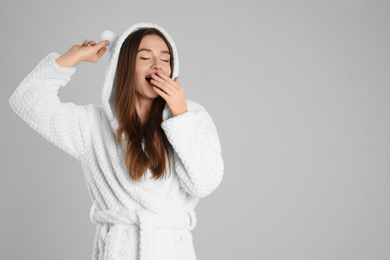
[9,22,224,260]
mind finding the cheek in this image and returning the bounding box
[135,64,146,80]
[165,64,172,76]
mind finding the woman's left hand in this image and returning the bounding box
[151,71,188,117]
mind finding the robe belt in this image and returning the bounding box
[89,200,197,260]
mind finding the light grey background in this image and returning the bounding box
[1,0,389,259]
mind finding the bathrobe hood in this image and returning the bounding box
[100,22,179,146]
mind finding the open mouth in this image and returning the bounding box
[145,76,157,88]
[145,72,158,82]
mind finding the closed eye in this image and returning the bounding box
[141,57,169,62]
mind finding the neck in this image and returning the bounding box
[135,95,154,125]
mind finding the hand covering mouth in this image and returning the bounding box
[145,72,158,82]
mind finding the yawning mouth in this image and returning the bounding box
[145,72,158,82]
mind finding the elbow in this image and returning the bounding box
[9,93,19,114]
[191,179,223,198]
[190,165,224,198]
[9,93,15,109]
[9,87,23,114]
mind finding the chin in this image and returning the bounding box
[144,82,160,97]
[146,88,160,99]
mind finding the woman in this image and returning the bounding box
[9,22,224,260]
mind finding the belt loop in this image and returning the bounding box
[90,200,98,224]
[187,210,197,230]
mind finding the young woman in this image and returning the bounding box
[9,22,224,260]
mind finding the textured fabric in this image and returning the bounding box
[9,22,224,260]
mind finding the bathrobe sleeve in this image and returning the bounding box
[9,52,95,161]
[161,100,224,198]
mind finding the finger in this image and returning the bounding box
[151,73,171,85]
[150,79,169,95]
[152,85,168,99]
[150,77,173,93]
[82,39,88,46]
[156,71,175,83]
[150,77,163,88]
[97,47,107,59]
[156,71,169,79]
[90,40,96,46]
[96,40,110,49]
[156,71,178,87]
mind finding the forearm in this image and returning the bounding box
[55,51,79,67]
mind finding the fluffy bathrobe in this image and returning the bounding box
[9,22,224,260]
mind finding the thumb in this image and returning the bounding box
[96,41,109,57]
[98,40,110,48]
[97,47,107,59]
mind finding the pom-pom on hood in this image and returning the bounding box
[100,22,179,146]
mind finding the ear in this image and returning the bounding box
[101,30,119,56]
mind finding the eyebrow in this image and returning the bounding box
[137,48,171,55]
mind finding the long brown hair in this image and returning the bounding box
[113,28,174,182]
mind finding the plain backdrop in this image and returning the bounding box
[1,0,389,259]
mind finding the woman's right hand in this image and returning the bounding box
[76,39,110,63]
[56,39,110,67]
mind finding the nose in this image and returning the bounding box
[151,65,161,71]
[150,58,163,71]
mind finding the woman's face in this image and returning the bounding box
[135,34,172,99]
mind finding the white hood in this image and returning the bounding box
[100,22,179,144]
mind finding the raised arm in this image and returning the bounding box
[9,40,110,161]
